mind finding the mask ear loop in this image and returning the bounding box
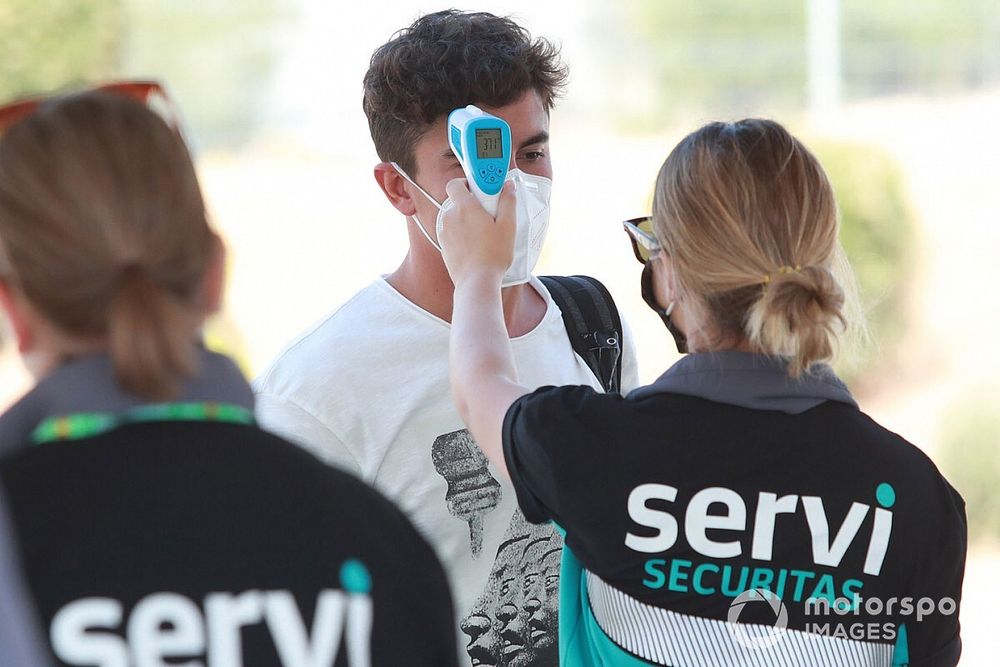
[390,162,444,252]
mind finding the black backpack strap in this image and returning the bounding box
[539,275,623,394]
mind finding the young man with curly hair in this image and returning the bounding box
[255,10,639,665]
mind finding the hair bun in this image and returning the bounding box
[746,265,846,375]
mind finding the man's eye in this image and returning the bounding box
[520,150,546,161]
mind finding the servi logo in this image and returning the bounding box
[50,559,374,667]
[625,481,897,606]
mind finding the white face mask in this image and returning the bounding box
[391,162,551,287]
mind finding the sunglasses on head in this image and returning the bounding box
[0,80,180,136]
[623,216,662,264]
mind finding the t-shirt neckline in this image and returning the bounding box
[374,275,559,343]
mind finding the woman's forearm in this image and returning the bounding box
[449,274,526,479]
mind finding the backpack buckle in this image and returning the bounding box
[584,329,620,350]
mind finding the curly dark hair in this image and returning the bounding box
[362,9,568,175]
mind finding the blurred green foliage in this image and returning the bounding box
[938,390,1000,544]
[121,0,291,149]
[0,0,289,149]
[811,140,914,375]
[0,0,287,359]
[592,0,1000,128]
[590,1,806,129]
[843,0,1000,97]
[0,0,123,102]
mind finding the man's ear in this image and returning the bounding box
[374,162,417,217]
[199,235,226,316]
[0,280,35,354]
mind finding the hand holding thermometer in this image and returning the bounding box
[447,105,512,217]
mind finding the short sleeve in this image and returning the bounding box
[254,392,364,479]
[502,384,609,526]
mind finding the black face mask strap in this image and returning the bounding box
[641,264,688,354]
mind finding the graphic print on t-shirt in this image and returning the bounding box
[432,429,504,557]
[461,510,561,667]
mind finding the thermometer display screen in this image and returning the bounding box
[475,128,503,159]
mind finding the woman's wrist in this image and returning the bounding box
[453,268,505,295]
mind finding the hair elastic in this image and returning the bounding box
[761,264,803,285]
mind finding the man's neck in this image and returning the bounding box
[385,254,546,337]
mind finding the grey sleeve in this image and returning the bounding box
[0,485,52,667]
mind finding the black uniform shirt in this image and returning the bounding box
[0,351,458,667]
[503,351,966,667]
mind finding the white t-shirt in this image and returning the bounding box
[254,276,639,666]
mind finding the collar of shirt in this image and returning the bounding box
[626,350,857,414]
[0,347,253,457]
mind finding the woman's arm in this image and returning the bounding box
[440,179,528,480]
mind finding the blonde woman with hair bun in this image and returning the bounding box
[442,117,966,666]
[649,118,859,376]
[0,85,458,666]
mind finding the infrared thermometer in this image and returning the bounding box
[448,105,512,216]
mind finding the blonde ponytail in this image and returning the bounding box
[745,265,846,377]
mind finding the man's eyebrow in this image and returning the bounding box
[518,131,549,150]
